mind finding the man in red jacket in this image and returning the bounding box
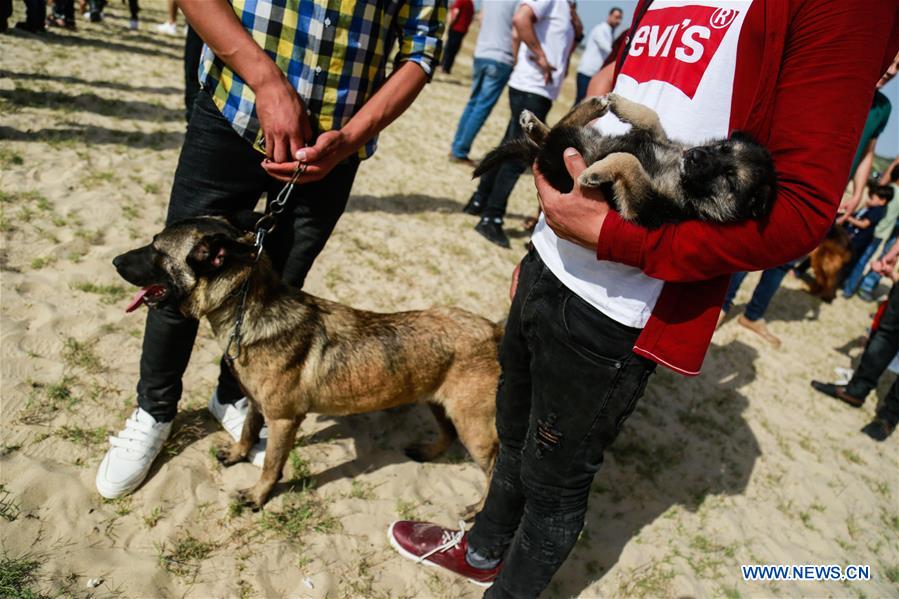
[388,1,899,596]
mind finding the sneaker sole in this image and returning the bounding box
[386,521,493,588]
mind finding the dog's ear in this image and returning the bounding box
[223,210,265,233]
[187,233,255,276]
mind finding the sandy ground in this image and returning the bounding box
[1,3,898,597]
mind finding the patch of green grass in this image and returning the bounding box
[103,496,133,517]
[29,256,55,270]
[0,486,21,522]
[71,282,128,305]
[884,564,899,584]
[395,498,418,520]
[19,377,77,425]
[841,449,865,465]
[81,169,117,190]
[121,204,139,221]
[157,533,217,580]
[289,449,312,483]
[260,490,337,539]
[0,553,48,599]
[720,586,741,599]
[0,148,25,167]
[143,506,165,529]
[62,337,103,373]
[54,425,108,451]
[348,480,374,500]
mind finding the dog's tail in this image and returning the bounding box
[473,139,540,179]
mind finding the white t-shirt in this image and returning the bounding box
[531,0,754,328]
[507,0,575,101]
[577,22,614,77]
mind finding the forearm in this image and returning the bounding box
[513,9,545,60]
[179,0,282,91]
[846,216,870,229]
[880,157,899,184]
[846,141,876,210]
[586,62,615,97]
[337,61,428,156]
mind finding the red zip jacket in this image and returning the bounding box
[597,0,899,376]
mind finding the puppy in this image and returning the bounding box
[114,217,500,510]
[475,94,777,228]
[808,226,852,302]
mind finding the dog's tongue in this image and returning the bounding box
[125,287,152,313]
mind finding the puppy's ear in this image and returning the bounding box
[749,183,776,220]
[188,233,255,276]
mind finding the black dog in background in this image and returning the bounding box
[475,94,777,229]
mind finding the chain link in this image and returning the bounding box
[224,163,305,363]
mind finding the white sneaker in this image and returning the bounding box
[207,392,267,467]
[155,21,177,35]
[128,19,138,30]
[96,408,172,499]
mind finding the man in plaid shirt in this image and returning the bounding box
[96,0,447,500]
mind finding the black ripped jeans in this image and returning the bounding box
[137,90,359,422]
[468,249,656,598]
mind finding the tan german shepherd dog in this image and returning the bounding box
[113,217,500,510]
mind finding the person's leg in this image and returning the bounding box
[265,157,360,289]
[842,239,879,298]
[482,88,553,222]
[166,0,175,23]
[183,25,204,123]
[722,271,748,313]
[450,58,486,159]
[127,0,138,21]
[452,59,512,160]
[137,90,273,421]
[0,0,11,31]
[484,262,654,597]
[574,72,590,105]
[466,250,541,557]
[442,30,464,74]
[860,234,897,298]
[743,264,791,321]
[845,284,899,401]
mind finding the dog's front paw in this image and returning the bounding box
[234,488,265,512]
[216,444,247,467]
[519,109,537,131]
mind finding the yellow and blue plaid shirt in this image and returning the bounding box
[199,0,447,159]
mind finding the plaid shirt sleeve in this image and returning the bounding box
[394,0,448,77]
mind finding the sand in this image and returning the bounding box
[1,2,897,597]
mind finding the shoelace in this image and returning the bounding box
[417,520,467,563]
[108,414,162,455]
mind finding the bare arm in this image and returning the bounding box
[513,4,554,83]
[845,215,872,229]
[180,0,312,164]
[263,62,428,182]
[880,156,899,184]
[586,62,615,97]
[838,138,876,223]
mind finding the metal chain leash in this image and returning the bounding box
[224,163,307,363]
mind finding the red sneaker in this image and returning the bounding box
[387,520,500,587]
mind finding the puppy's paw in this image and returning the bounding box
[519,109,537,131]
[216,444,246,467]
[234,488,264,512]
[577,169,610,189]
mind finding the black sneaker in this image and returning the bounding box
[462,194,484,216]
[475,219,510,249]
[861,418,895,442]
[15,20,46,33]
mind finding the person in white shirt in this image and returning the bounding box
[574,6,622,103]
[463,0,580,249]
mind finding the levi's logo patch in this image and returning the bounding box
[621,5,740,99]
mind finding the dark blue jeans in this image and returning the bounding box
[136,91,359,422]
[859,231,898,297]
[843,237,882,297]
[469,249,655,598]
[450,57,513,159]
[476,87,552,221]
[723,264,792,321]
[574,72,591,105]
